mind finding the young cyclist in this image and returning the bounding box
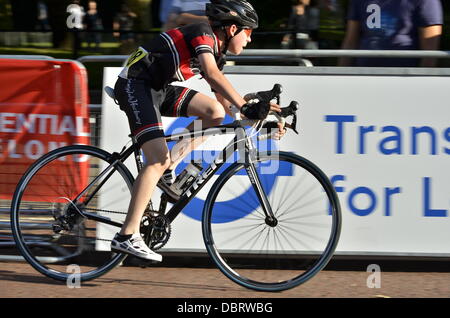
[110,0,285,261]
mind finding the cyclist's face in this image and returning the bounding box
[228,25,252,55]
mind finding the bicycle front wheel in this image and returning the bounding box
[10,145,133,282]
[202,151,341,292]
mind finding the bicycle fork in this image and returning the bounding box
[239,128,277,227]
[245,162,278,227]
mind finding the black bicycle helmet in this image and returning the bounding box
[206,0,259,29]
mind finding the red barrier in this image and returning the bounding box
[0,59,90,201]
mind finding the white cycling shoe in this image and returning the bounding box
[111,233,162,262]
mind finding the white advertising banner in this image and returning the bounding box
[101,67,450,257]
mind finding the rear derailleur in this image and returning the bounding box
[52,202,84,234]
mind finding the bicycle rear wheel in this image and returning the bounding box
[10,145,133,282]
[202,151,341,292]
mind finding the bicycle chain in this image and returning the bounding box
[58,208,159,243]
[56,231,112,242]
[83,207,128,215]
[54,207,127,243]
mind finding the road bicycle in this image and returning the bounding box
[10,84,341,292]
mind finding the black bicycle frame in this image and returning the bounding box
[77,121,274,227]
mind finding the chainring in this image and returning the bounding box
[140,212,171,251]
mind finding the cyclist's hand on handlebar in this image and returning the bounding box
[272,122,286,140]
[269,102,286,140]
[269,102,287,139]
[242,84,282,119]
[240,100,270,119]
[269,102,282,114]
[239,100,282,120]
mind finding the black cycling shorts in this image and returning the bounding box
[114,77,197,147]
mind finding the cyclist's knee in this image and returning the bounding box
[141,157,170,177]
[146,151,170,168]
[140,138,171,171]
[206,101,225,124]
[155,160,171,173]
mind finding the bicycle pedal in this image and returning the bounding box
[157,182,181,203]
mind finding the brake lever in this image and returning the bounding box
[281,101,299,134]
[285,114,299,134]
[246,84,283,104]
[259,98,300,140]
[272,84,282,105]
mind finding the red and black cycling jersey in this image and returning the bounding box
[120,23,225,90]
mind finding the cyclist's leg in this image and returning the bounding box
[184,92,226,128]
[121,137,170,235]
[114,77,171,235]
[160,86,225,170]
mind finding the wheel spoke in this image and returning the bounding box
[277,183,320,219]
[275,170,308,216]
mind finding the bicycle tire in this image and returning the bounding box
[202,151,341,292]
[10,145,133,282]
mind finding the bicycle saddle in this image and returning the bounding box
[104,86,116,100]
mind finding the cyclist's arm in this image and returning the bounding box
[213,92,234,117]
[198,52,284,119]
[198,53,246,111]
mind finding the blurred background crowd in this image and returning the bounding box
[0,0,447,57]
[0,0,448,99]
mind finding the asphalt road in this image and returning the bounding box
[1,261,449,298]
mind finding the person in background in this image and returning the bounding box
[113,4,138,48]
[306,0,320,49]
[150,0,174,28]
[160,0,174,27]
[36,1,51,31]
[84,0,103,50]
[162,0,210,31]
[324,0,337,12]
[281,0,317,49]
[339,0,443,67]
